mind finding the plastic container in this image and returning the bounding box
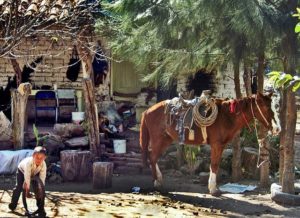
[72,112,85,124]
[113,139,126,154]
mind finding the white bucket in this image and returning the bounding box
[72,112,85,124]
[113,139,126,154]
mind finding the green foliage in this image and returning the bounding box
[267,71,300,91]
[97,0,282,87]
[33,124,40,147]
[265,7,300,92]
[293,8,300,33]
[183,145,200,174]
[81,120,89,135]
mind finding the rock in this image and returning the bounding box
[65,136,89,148]
[217,168,230,180]
[54,123,85,138]
[179,165,190,175]
[0,140,13,150]
[46,156,60,164]
[0,112,12,141]
[48,173,63,184]
[200,145,211,155]
[41,134,65,156]
[198,172,210,184]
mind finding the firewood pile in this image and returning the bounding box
[103,152,143,174]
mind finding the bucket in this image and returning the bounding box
[72,112,85,124]
[113,139,126,154]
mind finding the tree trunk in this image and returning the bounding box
[256,53,270,187]
[78,43,100,158]
[10,57,22,87]
[243,60,252,96]
[279,90,286,185]
[281,88,296,194]
[280,21,297,193]
[232,60,242,181]
[11,83,31,150]
[93,162,114,189]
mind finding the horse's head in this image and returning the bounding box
[252,92,281,135]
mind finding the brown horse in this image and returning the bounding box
[140,92,280,195]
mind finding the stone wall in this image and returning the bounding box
[177,64,246,99]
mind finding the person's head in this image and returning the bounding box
[32,146,47,166]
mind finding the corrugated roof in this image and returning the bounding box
[0,0,96,21]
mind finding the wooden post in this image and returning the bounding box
[93,162,114,189]
[12,83,31,150]
[83,78,100,157]
[78,42,100,158]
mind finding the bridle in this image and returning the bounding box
[239,95,270,131]
[250,95,270,128]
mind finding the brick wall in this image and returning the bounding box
[0,37,110,100]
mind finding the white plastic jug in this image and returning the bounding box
[113,139,126,154]
[72,112,85,124]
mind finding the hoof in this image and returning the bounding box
[210,189,222,197]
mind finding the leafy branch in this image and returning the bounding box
[267,8,300,91]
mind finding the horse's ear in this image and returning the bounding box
[267,92,273,98]
[257,92,263,98]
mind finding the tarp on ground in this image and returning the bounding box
[219,183,256,194]
[0,150,33,174]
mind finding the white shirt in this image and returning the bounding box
[18,156,47,188]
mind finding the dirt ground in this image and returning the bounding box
[1,173,300,218]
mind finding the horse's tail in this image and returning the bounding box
[140,111,150,168]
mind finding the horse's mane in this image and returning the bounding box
[214,96,253,114]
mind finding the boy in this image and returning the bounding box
[9,146,47,217]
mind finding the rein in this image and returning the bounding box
[250,95,270,168]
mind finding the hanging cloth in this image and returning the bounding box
[92,45,108,87]
[66,46,81,82]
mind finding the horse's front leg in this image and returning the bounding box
[209,144,224,196]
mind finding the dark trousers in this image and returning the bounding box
[10,169,45,213]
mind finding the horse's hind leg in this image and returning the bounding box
[149,134,173,188]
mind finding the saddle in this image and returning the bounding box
[165,90,217,144]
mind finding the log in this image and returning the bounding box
[12,83,31,149]
[114,166,142,175]
[109,161,143,168]
[65,136,89,148]
[93,162,114,189]
[103,152,141,158]
[106,157,141,163]
[60,150,93,182]
[242,147,259,179]
[53,123,85,138]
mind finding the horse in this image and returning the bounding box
[140,92,281,196]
